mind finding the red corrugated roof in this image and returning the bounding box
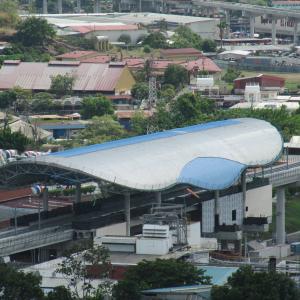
[182,57,221,73]
[123,58,145,67]
[160,48,203,56]
[0,61,126,92]
[56,50,98,59]
[70,24,139,34]
[81,55,111,63]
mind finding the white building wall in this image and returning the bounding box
[188,19,219,39]
[95,222,126,237]
[202,184,272,234]
[202,199,214,233]
[245,184,272,218]
[85,29,147,43]
[218,193,243,226]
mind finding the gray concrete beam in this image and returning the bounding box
[94,0,100,13]
[276,187,286,244]
[77,0,81,13]
[43,0,47,14]
[214,190,220,231]
[294,21,299,45]
[58,0,62,13]
[155,191,162,206]
[75,183,81,203]
[225,10,230,38]
[241,171,246,220]
[250,15,255,38]
[42,187,49,211]
[124,192,130,236]
[272,18,277,45]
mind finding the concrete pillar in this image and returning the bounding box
[94,0,100,13]
[294,20,298,46]
[272,18,277,45]
[250,15,255,38]
[241,171,246,220]
[155,191,162,206]
[138,0,142,12]
[124,192,130,236]
[214,190,220,231]
[42,187,49,211]
[77,0,81,13]
[75,183,81,203]
[43,0,48,14]
[225,10,230,38]
[58,0,62,14]
[276,187,286,245]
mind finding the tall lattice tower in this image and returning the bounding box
[148,76,157,109]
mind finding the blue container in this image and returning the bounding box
[291,242,300,254]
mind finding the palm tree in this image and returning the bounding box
[218,20,228,50]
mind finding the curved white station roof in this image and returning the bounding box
[24,118,283,191]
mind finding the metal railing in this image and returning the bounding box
[0,226,73,257]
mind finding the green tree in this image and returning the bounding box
[164,64,189,87]
[46,286,74,300]
[113,258,211,300]
[218,21,228,49]
[0,90,17,109]
[79,115,126,144]
[143,32,167,49]
[14,17,55,47]
[31,93,55,112]
[118,34,131,44]
[56,244,111,300]
[0,0,19,28]
[81,95,114,119]
[170,93,214,126]
[131,82,149,101]
[211,266,300,300]
[171,26,202,50]
[143,45,151,53]
[222,68,241,83]
[130,111,148,135]
[202,39,217,52]
[159,85,176,102]
[0,263,44,300]
[0,127,29,152]
[50,73,75,97]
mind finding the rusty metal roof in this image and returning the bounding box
[0,61,126,92]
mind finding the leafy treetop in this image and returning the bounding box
[14,17,55,47]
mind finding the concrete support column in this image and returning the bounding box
[77,0,81,13]
[155,191,162,206]
[42,187,49,212]
[241,171,246,220]
[276,187,286,245]
[43,0,48,14]
[139,0,142,12]
[272,18,277,45]
[294,20,298,46]
[225,10,230,38]
[75,183,81,203]
[124,192,131,236]
[94,0,100,13]
[214,190,220,231]
[250,15,255,38]
[58,0,62,13]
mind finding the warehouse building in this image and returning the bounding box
[0,60,136,96]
